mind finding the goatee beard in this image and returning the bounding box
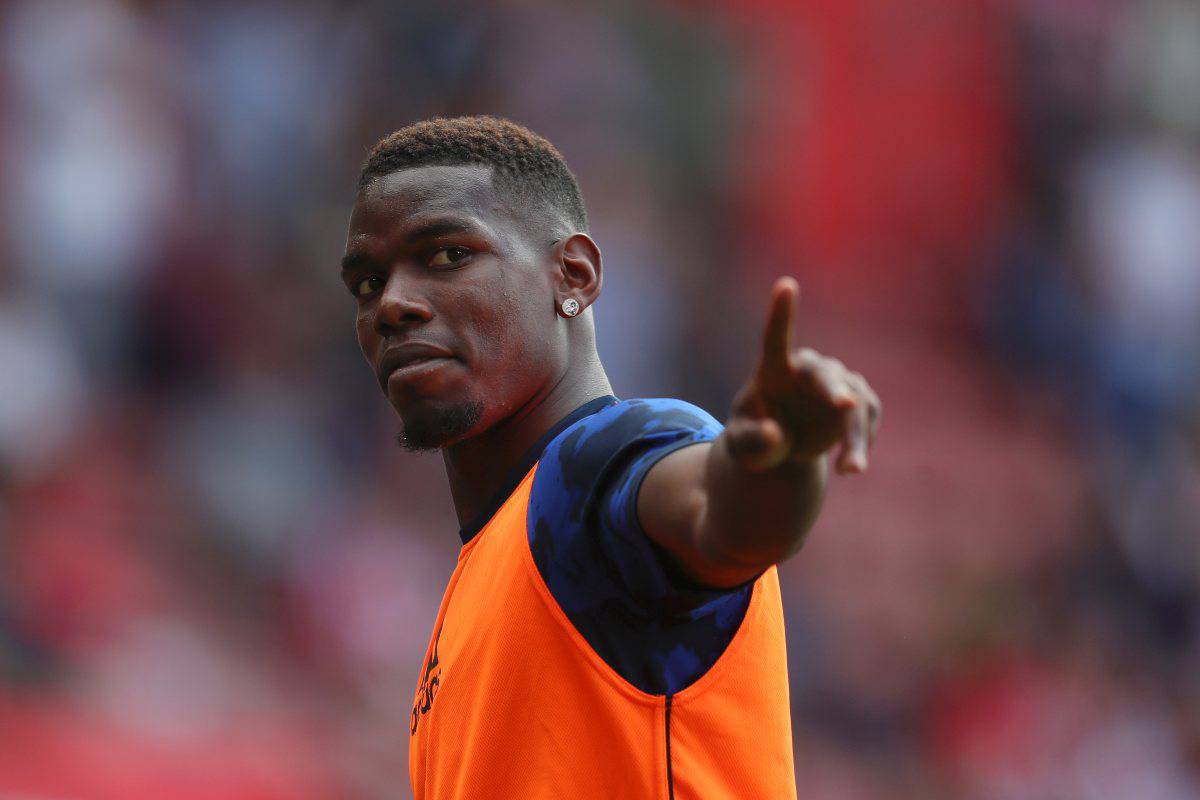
[395,400,485,452]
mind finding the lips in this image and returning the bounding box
[377,341,456,386]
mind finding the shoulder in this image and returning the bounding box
[538,397,723,482]
[530,398,720,518]
[565,397,723,437]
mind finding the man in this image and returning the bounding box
[341,116,881,799]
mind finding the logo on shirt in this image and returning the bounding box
[411,623,442,736]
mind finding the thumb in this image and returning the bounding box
[724,416,790,472]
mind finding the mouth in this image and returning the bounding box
[387,356,454,383]
[378,342,458,388]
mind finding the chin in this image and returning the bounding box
[394,397,486,452]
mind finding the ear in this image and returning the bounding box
[554,233,602,314]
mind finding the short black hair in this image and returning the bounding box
[359,116,588,231]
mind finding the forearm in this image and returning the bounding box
[695,431,828,579]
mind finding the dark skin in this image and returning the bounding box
[343,164,881,587]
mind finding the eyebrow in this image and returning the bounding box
[340,217,484,273]
[340,251,371,273]
[406,219,478,241]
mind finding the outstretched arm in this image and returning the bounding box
[638,277,882,588]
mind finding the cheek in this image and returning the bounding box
[355,311,378,359]
[465,283,554,380]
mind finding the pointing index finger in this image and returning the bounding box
[760,277,800,373]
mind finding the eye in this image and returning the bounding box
[429,246,472,268]
[352,276,384,297]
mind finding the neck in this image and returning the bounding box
[442,351,612,530]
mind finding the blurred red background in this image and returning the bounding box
[1,1,1197,797]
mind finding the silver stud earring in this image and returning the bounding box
[560,298,581,317]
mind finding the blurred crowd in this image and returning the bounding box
[0,1,1197,798]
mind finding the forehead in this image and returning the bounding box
[347,164,507,244]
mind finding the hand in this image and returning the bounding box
[725,278,882,474]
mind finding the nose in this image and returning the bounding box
[374,274,433,335]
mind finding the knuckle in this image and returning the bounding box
[796,347,818,361]
[813,357,840,376]
[793,353,820,373]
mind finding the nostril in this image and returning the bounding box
[376,287,434,331]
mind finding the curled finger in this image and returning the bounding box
[835,401,871,474]
[846,372,882,443]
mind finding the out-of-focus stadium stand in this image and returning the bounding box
[1,1,1197,798]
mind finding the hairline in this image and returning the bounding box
[358,161,580,240]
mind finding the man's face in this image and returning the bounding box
[342,164,564,449]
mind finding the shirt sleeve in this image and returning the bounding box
[527,398,754,695]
